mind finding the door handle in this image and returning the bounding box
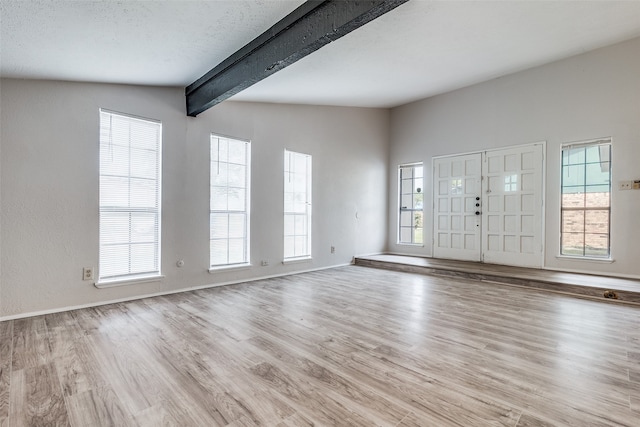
[475,211,481,215]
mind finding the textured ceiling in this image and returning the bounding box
[0,0,305,86]
[2,1,640,108]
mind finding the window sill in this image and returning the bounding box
[555,255,614,263]
[209,263,252,273]
[95,274,164,289]
[397,243,424,247]
[282,256,312,265]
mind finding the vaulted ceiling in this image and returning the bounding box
[2,1,640,108]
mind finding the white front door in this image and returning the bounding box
[433,153,482,261]
[482,144,544,268]
[432,143,544,268]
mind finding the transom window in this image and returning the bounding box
[561,139,611,258]
[99,109,162,282]
[398,163,424,244]
[284,150,312,260]
[210,135,251,268]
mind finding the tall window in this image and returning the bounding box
[561,139,611,257]
[284,150,312,260]
[398,163,424,244]
[210,135,251,268]
[99,110,162,282]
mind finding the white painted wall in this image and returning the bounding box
[0,79,389,318]
[388,36,640,278]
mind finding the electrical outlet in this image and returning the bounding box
[619,181,632,190]
[330,246,335,254]
[261,260,269,266]
[83,267,94,281]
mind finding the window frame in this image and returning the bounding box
[560,138,612,259]
[209,134,251,270]
[398,162,424,245]
[283,150,312,261]
[98,109,162,285]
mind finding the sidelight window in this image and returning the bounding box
[561,139,611,258]
[398,163,424,244]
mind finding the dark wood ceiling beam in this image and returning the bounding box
[185,0,410,116]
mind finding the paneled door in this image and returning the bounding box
[433,153,483,261]
[482,144,544,267]
[433,143,544,268]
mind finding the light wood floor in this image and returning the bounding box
[1,266,639,426]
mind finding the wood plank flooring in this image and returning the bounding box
[1,265,639,426]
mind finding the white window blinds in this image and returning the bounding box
[284,150,312,259]
[210,134,251,268]
[99,109,162,282]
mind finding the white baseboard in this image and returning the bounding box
[0,263,352,321]
[352,251,387,258]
